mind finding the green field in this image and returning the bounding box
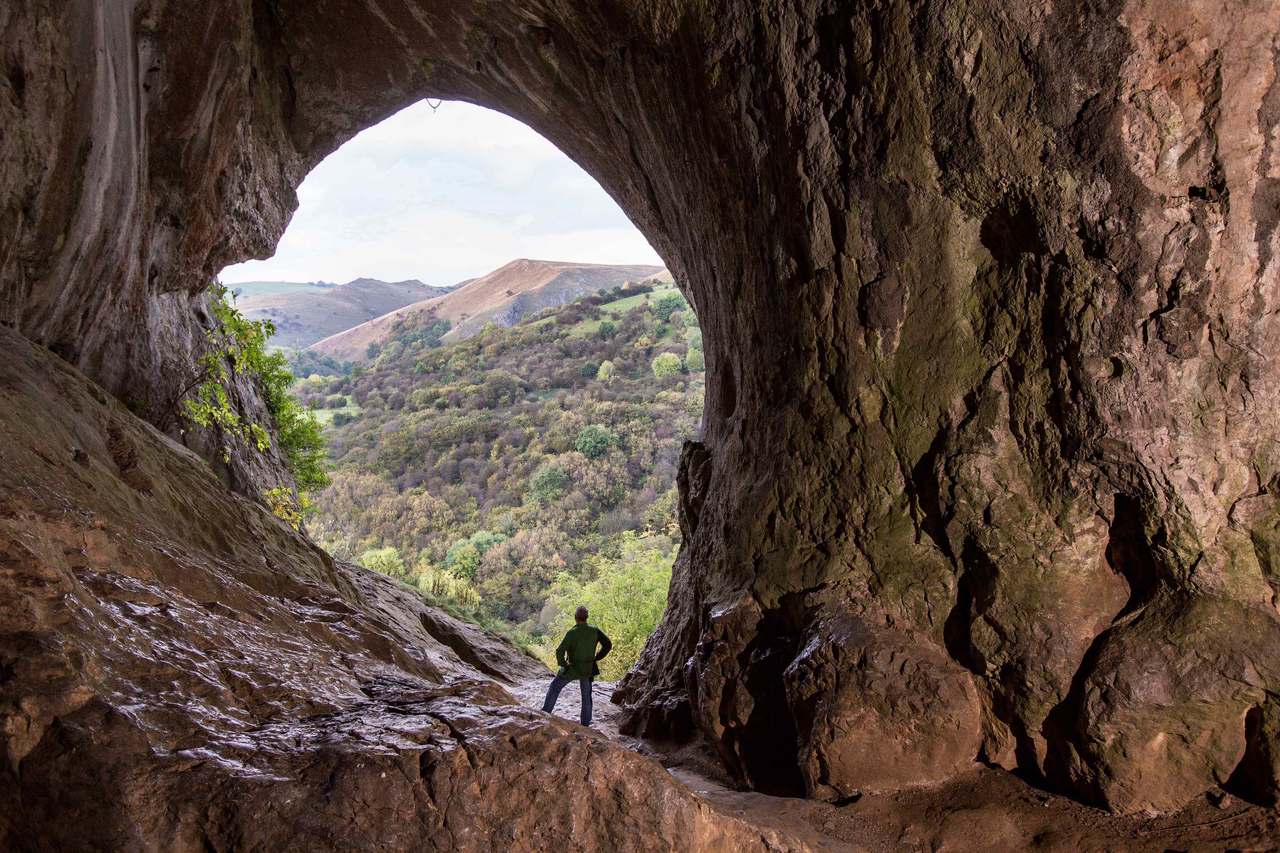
[524,282,682,338]
[310,402,362,426]
[223,280,336,299]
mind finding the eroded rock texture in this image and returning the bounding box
[0,327,801,850]
[2,0,1279,822]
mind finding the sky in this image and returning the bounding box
[219,100,663,286]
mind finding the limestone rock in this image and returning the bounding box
[3,0,1280,822]
[0,327,802,851]
[785,614,983,800]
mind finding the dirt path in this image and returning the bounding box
[513,676,1280,852]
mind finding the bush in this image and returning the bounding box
[685,349,705,371]
[445,529,510,580]
[359,546,407,580]
[651,352,683,379]
[181,285,330,505]
[597,320,618,339]
[580,361,600,378]
[653,293,688,322]
[596,360,616,383]
[574,424,617,459]
[528,463,571,504]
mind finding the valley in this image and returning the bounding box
[287,271,701,673]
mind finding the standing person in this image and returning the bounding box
[542,606,612,726]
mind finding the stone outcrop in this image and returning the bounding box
[0,326,802,850]
[2,0,1280,825]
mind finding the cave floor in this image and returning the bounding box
[512,676,1280,852]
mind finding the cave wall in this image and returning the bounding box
[2,0,1279,815]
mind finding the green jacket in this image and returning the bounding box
[555,623,612,679]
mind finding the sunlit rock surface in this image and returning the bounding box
[2,0,1280,825]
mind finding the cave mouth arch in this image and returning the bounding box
[217,97,705,689]
[7,0,1276,824]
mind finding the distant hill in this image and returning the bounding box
[235,278,451,349]
[308,259,668,362]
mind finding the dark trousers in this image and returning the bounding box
[542,674,593,725]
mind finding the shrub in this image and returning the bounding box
[685,348,705,371]
[596,360,616,383]
[528,463,570,504]
[598,320,618,339]
[180,284,330,505]
[580,360,600,378]
[574,424,617,459]
[359,546,407,580]
[653,292,688,322]
[651,352,683,379]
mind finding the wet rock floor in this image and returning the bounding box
[513,676,1280,852]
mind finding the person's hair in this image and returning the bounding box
[574,606,589,623]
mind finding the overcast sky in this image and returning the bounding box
[219,100,662,286]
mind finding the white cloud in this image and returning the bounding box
[220,101,662,285]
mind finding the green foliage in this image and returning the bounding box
[574,424,617,459]
[528,464,570,504]
[181,285,330,520]
[653,292,688,322]
[685,348,706,371]
[359,546,407,579]
[579,360,600,378]
[309,280,705,639]
[651,352,683,379]
[686,329,703,351]
[444,530,508,580]
[264,486,308,531]
[287,349,355,379]
[540,533,674,680]
[597,320,618,339]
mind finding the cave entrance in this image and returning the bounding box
[217,99,704,683]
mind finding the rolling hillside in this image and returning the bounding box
[235,278,450,348]
[308,259,667,362]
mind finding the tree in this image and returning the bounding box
[653,292,688,322]
[542,533,674,680]
[595,360,616,383]
[597,320,618,339]
[651,352,683,379]
[575,425,616,458]
[444,540,482,580]
[359,546,407,580]
[528,463,571,504]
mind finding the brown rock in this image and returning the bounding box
[0,327,802,850]
[786,614,983,799]
[3,0,1280,826]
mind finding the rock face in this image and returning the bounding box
[2,0,1280,823]
[0,326,800,850]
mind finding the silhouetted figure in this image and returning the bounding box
[542,605,612,725]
